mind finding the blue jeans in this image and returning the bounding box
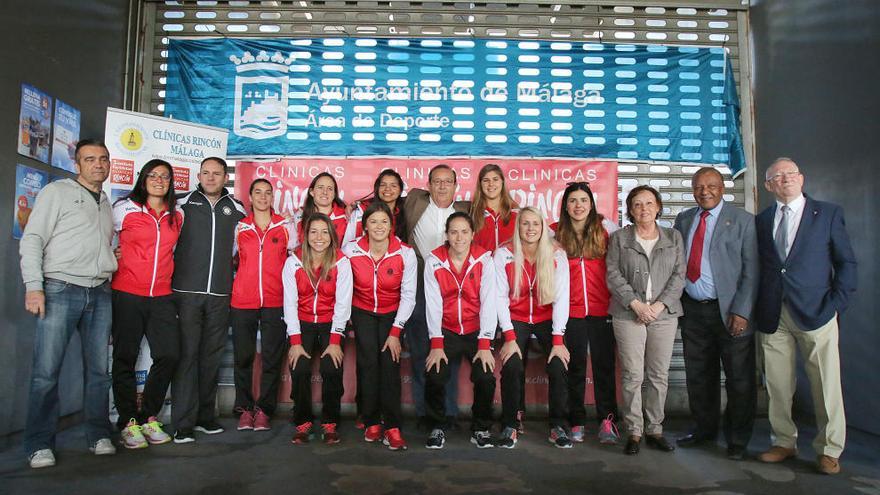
[24,279,113,455]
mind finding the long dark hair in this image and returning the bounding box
[121,159,177,226]
[300,213,339,284]
[556,182,605,259]
[302,172,345,220]
[470,164,517,233]
[356,169,408,239]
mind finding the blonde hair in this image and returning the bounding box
[470,164,518,233]
[300,214,339,284]
[511,207,556,306]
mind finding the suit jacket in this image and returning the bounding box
[754,195,857,333]
[674,202,759,333]
[606,225,686,321]
[402,188,470,261]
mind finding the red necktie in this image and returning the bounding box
[686,210,710,283]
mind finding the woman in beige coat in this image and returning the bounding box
[606,185,685,455]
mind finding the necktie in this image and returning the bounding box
[775,205,789,260]
[686,210,710,283]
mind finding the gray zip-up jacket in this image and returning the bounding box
[19,179,117,291]
[606,224,686,321]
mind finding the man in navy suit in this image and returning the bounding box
[754,158,857,475]
[674,167,759,460]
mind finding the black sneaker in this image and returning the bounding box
[425,428,446,449]
[548,426,573,449]
[173,429,195,444]
[496,426,518,449]
[194,421,224,435]
[470,430,494,449]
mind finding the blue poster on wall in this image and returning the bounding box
[165,37,746,174]
[51,99,81,173]
[17,84,53,164]
[13,164,49,240]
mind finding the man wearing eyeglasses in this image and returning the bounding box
[20,139,118,468]
[754,157,857,475]
[402,164,470,431]
[170,157,246,444]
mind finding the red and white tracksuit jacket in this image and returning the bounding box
[281,249,353,345]
[341,199,402,246]
[549,219,616,318]
[291,204,348,248]
[341,235,417,337]
[494,246,570,345]
[231,212,295,309]
[424,244,498,350]
[112,199,183,297]
[473,207,518,252]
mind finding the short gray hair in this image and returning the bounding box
[766,157,799,181]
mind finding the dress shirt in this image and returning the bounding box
[413,197,457,259]
[684,200,724,301]
[772,194,806,258]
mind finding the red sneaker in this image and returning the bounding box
[237,410,254,431]
[291,421,313,444]
[364,424,382,442]
[354,416,366,430]
[322,423,340,445]
[382,427,407,451]
[253,409,271,431]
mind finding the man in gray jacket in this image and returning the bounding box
[19,139,119,468]
[673,167,759,460]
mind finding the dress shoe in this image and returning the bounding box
[676,433,713,448]
[727,445,747,460]
[758,446,797,463]
[645,434,675,452]
[624,436,640,455]
[816,455,841,475]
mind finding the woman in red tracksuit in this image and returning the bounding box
[470,164,519,252]
[423,212,498,450]
[495,207,571,449]
[111,159,183,449]
[283,213,353,445]
[231,179,294,432]
[553,182,621,445]
[291,172,348,248]
[342,201,416,450]
[343,169,408,245]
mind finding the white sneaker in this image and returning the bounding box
[89,438,117,455]
[141,417,172,445]
[29,449,56,469]
[121,418,148,449]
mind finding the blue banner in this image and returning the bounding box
[165,37,745,174]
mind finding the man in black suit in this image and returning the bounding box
[754,158,857,475]
[673,167,759,460]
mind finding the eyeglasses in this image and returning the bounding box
[431,179,455,186]
[566,181,592,190]
[146,172,172,181]
[766,170,800,182]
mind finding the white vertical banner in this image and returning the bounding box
[103,108,228,202]
[103,109,228,424]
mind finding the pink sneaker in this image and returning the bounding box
[253,409,271,431]
[237,410,254,431]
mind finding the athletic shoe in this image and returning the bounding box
[291,422,313,444]
[121,419,148,449]
[354,416,366,430]
[496,427,518,449]
[173,429,196,444]
[237,410,255,431]
[322,423,340,444]
[470,430,494,449]
[570,425,586,443]
[598,415,620,445]
[194,421,224,435]
[142,416,172,445]
[383,428,407,451]
[425,428,446,449]
[253,409,271,431]
[516,410,526,434]
[364,424,383,443]
[28,449,55,469]
[548,426,573,449]
[89,438,117,456]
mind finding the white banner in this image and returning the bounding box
[103,108,228,201]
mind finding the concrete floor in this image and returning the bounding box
[1,417,878,495]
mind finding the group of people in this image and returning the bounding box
[20,139,856,477]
